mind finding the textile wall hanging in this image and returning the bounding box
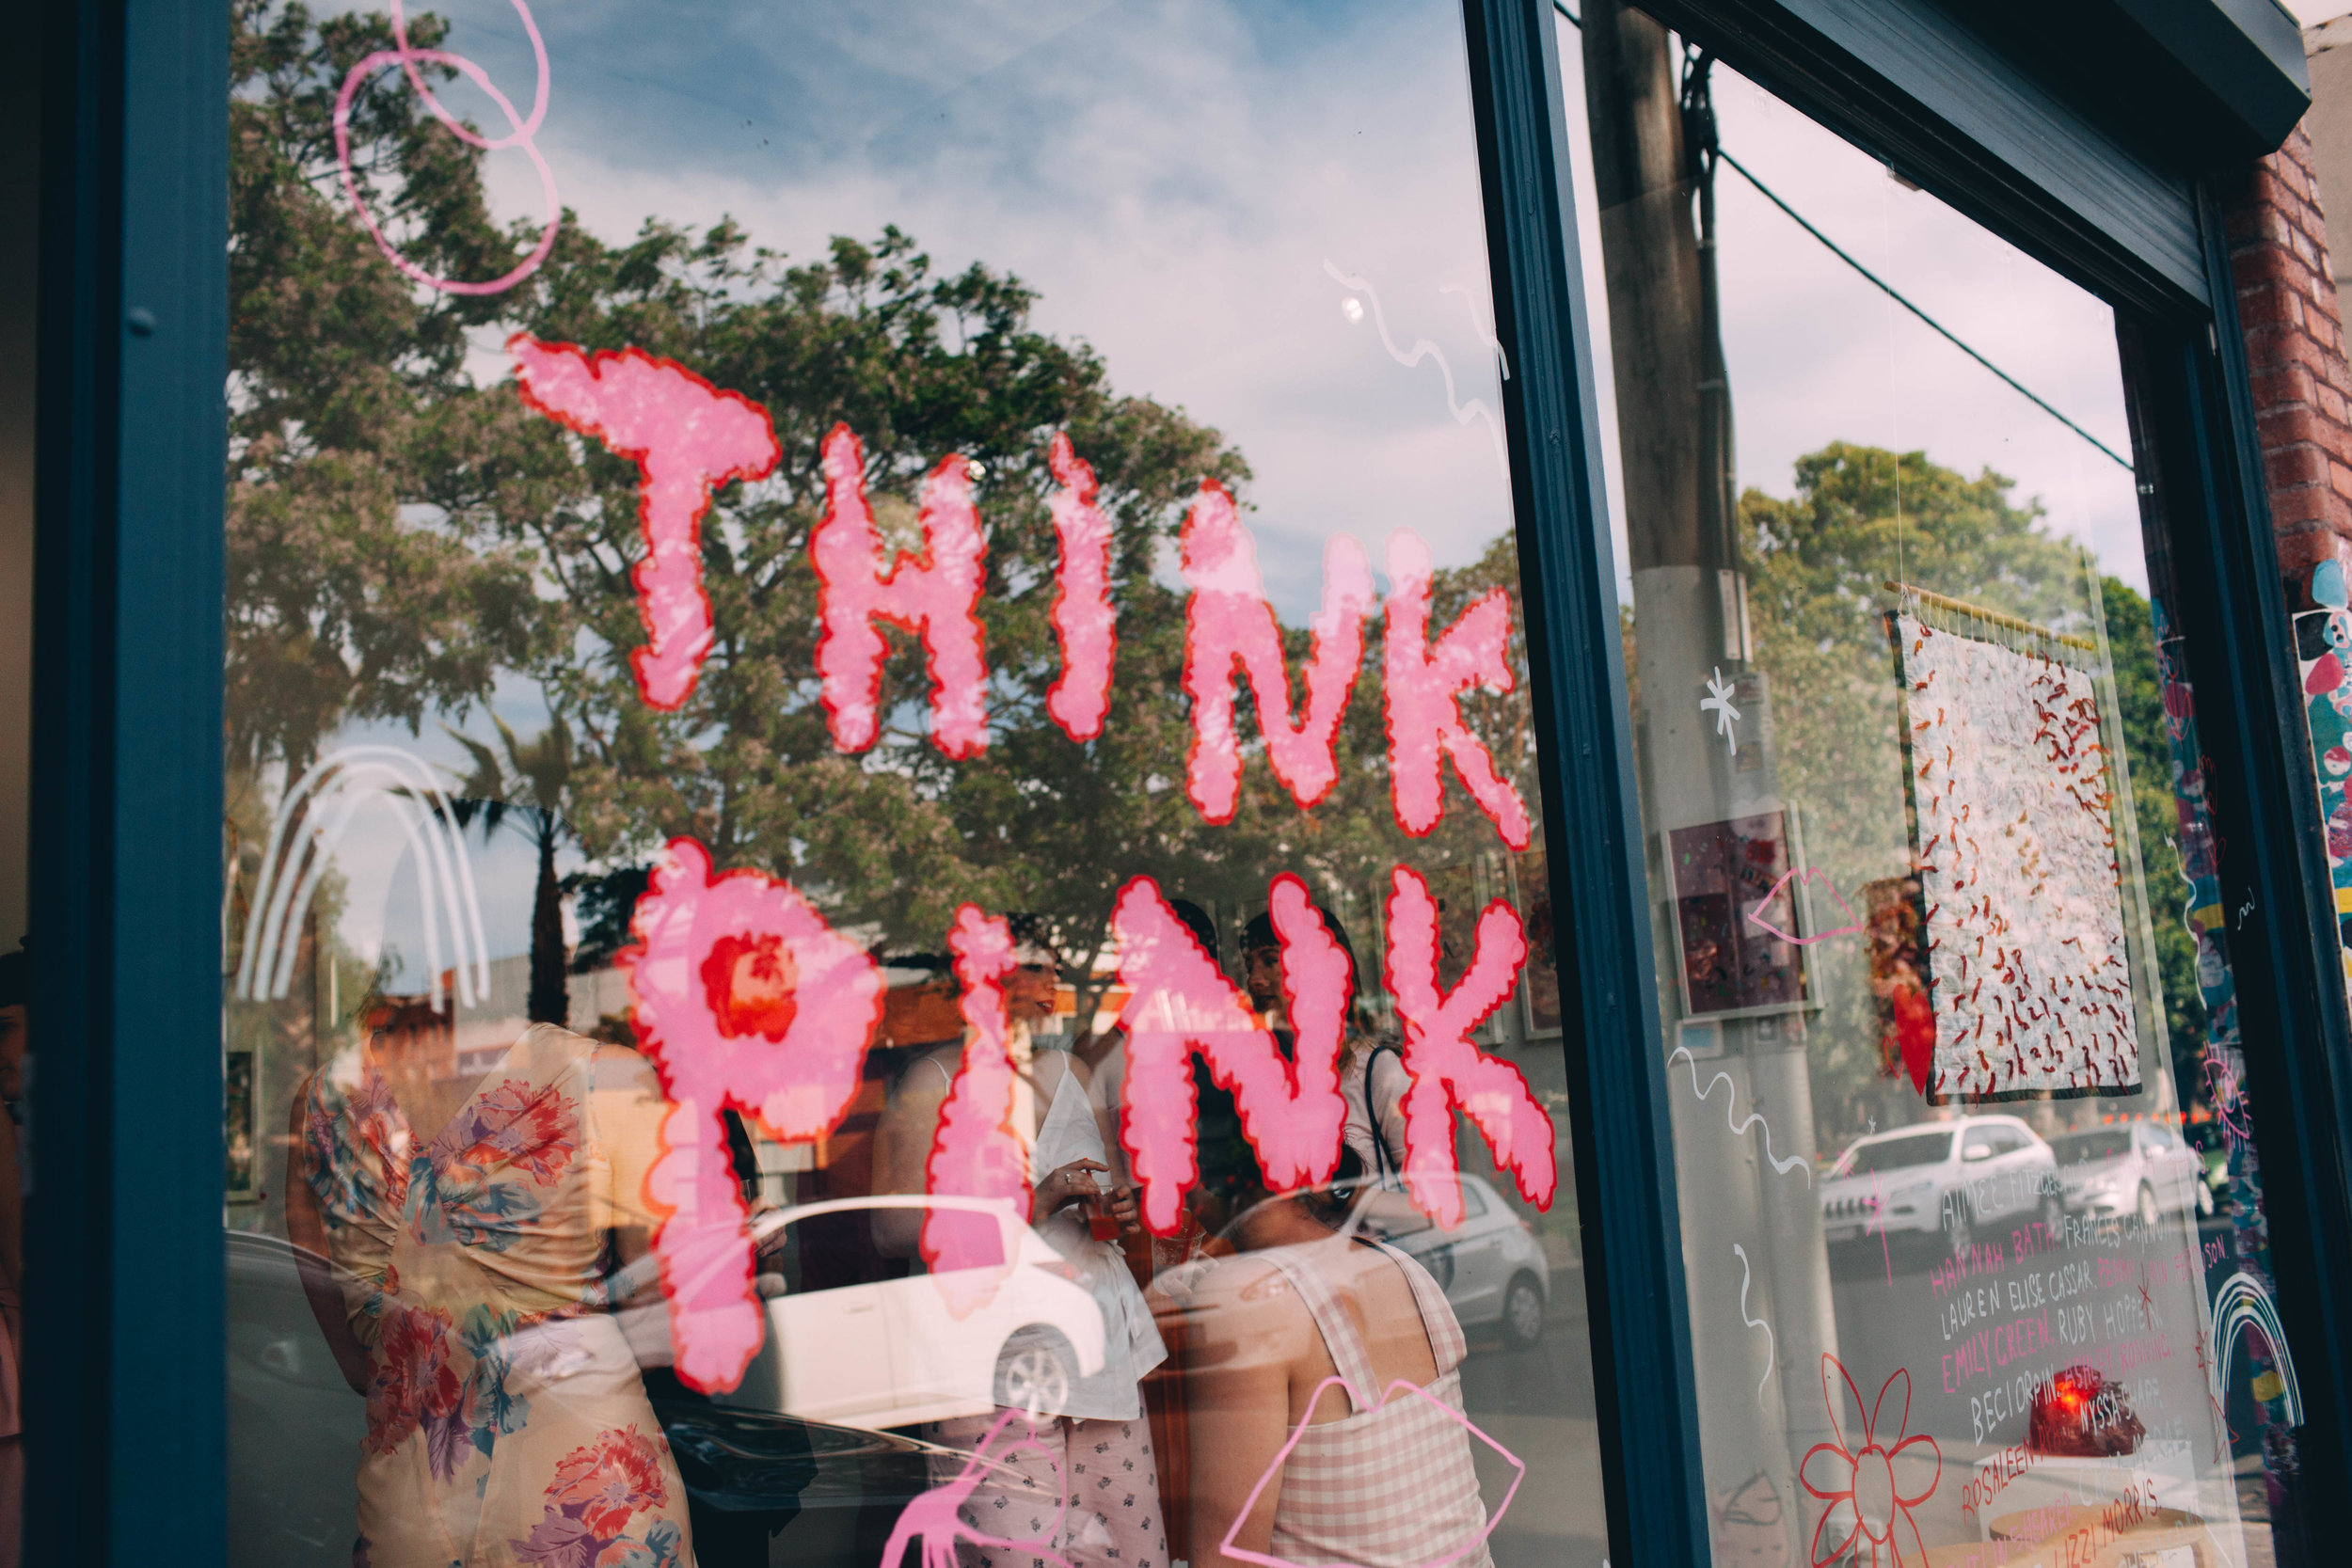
[1889,600,2139,1102]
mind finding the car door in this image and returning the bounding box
[1436,1180,1503,1323]
[755,1212,901,1427]
[2141,1124,2193,1212]
[1982,1126,2036,1220]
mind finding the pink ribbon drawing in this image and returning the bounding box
[334,0,560,296]
[1743,866,1863,946]
[1216,1375,1525,1568]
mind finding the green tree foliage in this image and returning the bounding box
[226,2,1535,1005]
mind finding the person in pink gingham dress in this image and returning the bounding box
[1165,1151,1493,1568]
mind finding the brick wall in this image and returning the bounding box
[2220,125,2352,609]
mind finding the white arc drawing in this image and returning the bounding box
[2211,1270,2303,1427]
[1732,1243,1775,1404]
[235,745,492,1011]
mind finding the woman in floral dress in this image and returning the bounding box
[303,1006,696,1568]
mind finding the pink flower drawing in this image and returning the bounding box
[1799,1354,1942,1568]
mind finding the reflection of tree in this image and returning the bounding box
[443,716,575,1023]
[224,3,1538,1014]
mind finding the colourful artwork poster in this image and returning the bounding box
[1890,610,2139,1102]
[1664,811,1809,1018]
[2290,558,2352,1013]
[1861,874,1933,1093]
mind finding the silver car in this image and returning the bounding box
[1353,1172,1553,1350]
[2050,1120,2210,1225]
[1819,1116,2063,1260]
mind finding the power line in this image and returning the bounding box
[1549,0,2130,473]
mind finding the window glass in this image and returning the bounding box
[223,4,1602,1566]
[1566,3,2316,1562]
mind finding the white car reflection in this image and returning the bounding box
[2050,1121,2210,1224]
[1352,1174,1551,1349]
[713,1195,1108,1433]
[1819,1117,2061,1260]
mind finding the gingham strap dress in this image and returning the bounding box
[1254,1239,1494,1568]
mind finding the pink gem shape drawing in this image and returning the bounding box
[1743,866,1863,946]
[1216,1374,1525,1568]
[510,336,781,711]
[812,424,992,758]
[620,837,883,1393]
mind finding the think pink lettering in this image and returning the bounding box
[1111,874,1350,1233]
[1046,434,1118,742]
[1181,481,1373,822]
[619,837,883,1393]
[811,424,991,758]
[1384,865,1554,1225]
[921,907,1030,1307]
[510,336,780,710]
[1384,531,1532,849]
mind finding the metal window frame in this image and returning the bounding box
[30,0,228,1561]
[1465,2,2352,1564]
[24,0,2349,1563]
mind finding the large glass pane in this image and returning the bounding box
[223,4,1603,1566]
[1570,3,2316,1563]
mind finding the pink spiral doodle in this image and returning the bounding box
[920,908,1030,1312]
[1045,434,1118,742]
[1216,1373,1525,1568]
[1180,480,1373,822]
[1384,531,1532,850]
[333,0,560,296]
[1384,866,1554,1226]
[812,424,992,758]
[619,838,884,1393]
[1111,873,1350,1235]
[511,336,782,711]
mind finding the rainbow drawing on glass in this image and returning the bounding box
[1110,875,1351,1236]
[813,424,993,758]
[1045,433,1118,742]
[1798,1354,1942,1568]
[2210,1270,2304,1428]
[919,907,1030,1311]
[1181,479,1372,818]
[1700,666,1741,754]
[1385,530,1533,849]
[334,0,559,296]
[1890,610,2138,1102]
[234,745,491,1010]
[2290,558,2352,1012]
[1666,1046,1813,1184]
[1744,866,1863,946]
[1216,1374,1526,1568]
[619,838,885,1393]
[879,1409,1074,1568]
[1323,260,1511,483]
[1384,866,1556,1226]
[1730,1243,1776,1404]
[511,337,781,712]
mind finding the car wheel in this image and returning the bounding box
[1943,1199,1974,1261]
[2136,1182,2160,1232]
[995,1328,1074,1423]
[1501,1275,1546,1352]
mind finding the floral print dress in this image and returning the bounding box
[305,1023,696,1568]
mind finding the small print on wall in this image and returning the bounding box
[1889,606,2139,1102]
[2292,559,2352,1014]
[1663,811,1811,1020]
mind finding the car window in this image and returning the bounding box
[1458,1183,1487,1221]
[1838,1130,1954,1174]
[2051,1129,2134,1164]
[901,1210,1008,1274]
[1981,1127,2025,1156]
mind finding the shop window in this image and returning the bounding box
[1567,3,2314,1562]
[220,3,1601,1566]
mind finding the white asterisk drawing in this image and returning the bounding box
[1701,666,1740,754]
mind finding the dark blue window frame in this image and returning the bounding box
[20,1,2343,1565]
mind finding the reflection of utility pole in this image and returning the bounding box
[1583,2,1831,1541]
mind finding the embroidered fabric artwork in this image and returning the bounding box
[2291,559,2352,1013]
[1891,610,2139,1102]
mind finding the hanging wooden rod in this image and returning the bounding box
[1883,579,2096,653]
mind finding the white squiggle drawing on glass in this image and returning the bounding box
[235,746,492,1011]
[2212,1270,2303,1426]
[1731,1243,1774,1405]
[1437,280,1510,382]
[1325,260,1511,483]
[1668,1045,1812,1185]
